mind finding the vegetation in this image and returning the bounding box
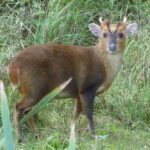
[0,81,14,150]
[0,0,150,149]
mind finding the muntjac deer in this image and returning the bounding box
[8,17,138,142]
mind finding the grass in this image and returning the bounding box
[0,81,14,150]
[0,0,150,149]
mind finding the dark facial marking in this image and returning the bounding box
[103,22,123,52]
[109,32,117,51]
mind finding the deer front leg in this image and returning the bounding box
[70,98,83,140]
[80,90,95,135]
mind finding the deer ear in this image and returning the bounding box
[88,23,101,37]
[126,23,138,36]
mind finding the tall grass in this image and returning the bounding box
[0,81,14,150]
[0,0,150,149]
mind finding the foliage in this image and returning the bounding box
[0,81,14,150]
[0,0,150,149]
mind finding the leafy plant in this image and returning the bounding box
[0,81,14,150]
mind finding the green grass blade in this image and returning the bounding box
[20,77,72,124]
[68,124,76,150]
[68,137,76,150]
[0,81,15,150]
[0,137,5,149]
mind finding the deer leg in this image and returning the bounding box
[13,96,37,143]
[80,90,95,135]
[70,98,83,140]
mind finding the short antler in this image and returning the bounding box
[122,16,127,23]
[99,17,103,23]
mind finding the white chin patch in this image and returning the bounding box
[107,50,118,54]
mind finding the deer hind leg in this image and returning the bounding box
[27,116,42,139]
[27,117,37,133]
[13,96,37,143]
[23,108,38,134]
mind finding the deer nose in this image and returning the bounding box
[109,43,116,51]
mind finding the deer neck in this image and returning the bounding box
[94,44,124,93]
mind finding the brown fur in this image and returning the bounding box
[9,20,128,142]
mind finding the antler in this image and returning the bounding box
[99,17,103,23]
[122,16,127,23]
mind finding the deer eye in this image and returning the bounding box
[103,33,108,38]
[118,33,124,38]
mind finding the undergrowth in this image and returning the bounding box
[0,0,150,149]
